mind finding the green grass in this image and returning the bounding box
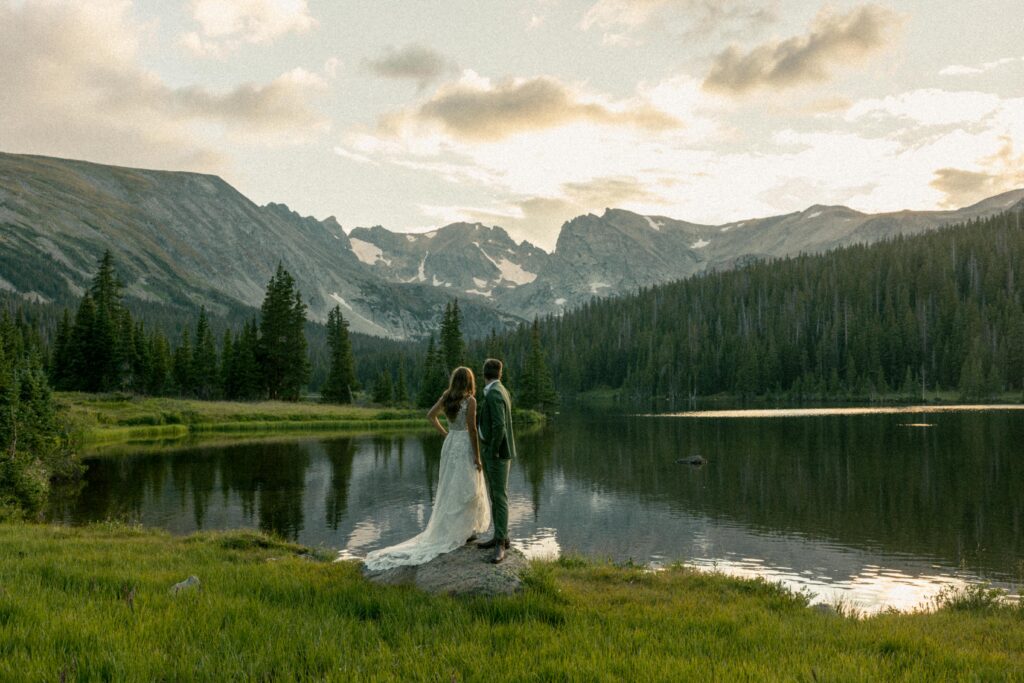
[1,523,1021,681]
[59,393,545,446]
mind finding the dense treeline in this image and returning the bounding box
[0,308,79,518]
[49,253,318,403]
[485,208,1024,406]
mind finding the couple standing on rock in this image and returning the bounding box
[363,358,516,570]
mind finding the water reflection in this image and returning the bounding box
[47,408,1024,612]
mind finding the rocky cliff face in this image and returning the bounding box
[348,222,548,302]
[2,151,1021,337]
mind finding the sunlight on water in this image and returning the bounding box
[512,527,561,561]
[681,558,985,615]
[654,404,1024,419]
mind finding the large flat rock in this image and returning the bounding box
[362,544,528,596]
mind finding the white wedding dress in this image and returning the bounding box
[363,398,491,571]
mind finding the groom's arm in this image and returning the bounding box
[483,392,506,459]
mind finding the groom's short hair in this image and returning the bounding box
[483,358,503,381]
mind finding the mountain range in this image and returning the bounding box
[2,151,1022,338]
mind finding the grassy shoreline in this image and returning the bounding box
[59,392,545,447]
[1,522,1021,681]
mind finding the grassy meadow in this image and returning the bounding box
[59,392,545,446]
[1,522,1021,681]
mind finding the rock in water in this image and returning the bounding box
[361,544,528,596]
[170,575,201,594]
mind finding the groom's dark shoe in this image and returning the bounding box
[491,543,506,564]
[476,536,499,550]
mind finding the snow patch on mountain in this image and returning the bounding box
[496,258,536,285]
[350,238,388,265]
[466,288,492,298]
[477,246,537,285]
[589,281,609,294]
[330,293,392,337]
[691,238,710,249]
[807,211,823,219]
[417,253,428,282]
[644,216,662,231]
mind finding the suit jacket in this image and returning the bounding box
[478,381,516,460]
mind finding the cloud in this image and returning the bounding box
[845,89,1002,127]
[931,138,1024,208]
[182,0,315,56]
[940,56,1023,76]
[0,0,328,173]
[581,0,775,37]
[364,45,455,90]
[703,4,901,94]
[383,73,680,142]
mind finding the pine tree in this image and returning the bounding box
[417,335,448,408]
[321,305,356,404]
[258,264,309,401]
[484,327,513,392]
[394,358,409,406]
[220,330,235,399]
[89,250,124,391]
[520,318,558,413]
[191,307,218,399]
[439,300,466,373]
[147,331,172,396]
[69,294,97,392]
[173,329,193,396]
[372,371,394,405]
[131,320,151,394]
[234,319,262,400]
[50,309,73,390]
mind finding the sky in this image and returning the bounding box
[1,0,1022,250]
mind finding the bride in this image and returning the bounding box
[363,366,491,571]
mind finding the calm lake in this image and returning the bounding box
[48,407,1024,612]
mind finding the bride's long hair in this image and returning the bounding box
[442,366,476,420]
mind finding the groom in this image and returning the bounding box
[476,358,516,563]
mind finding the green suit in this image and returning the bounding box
[478,380,515,541]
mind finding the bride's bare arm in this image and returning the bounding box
[427,396,447,436]
[465,396,483,471]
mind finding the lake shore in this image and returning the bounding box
[1,521,1021,680]
[59,392,545,446]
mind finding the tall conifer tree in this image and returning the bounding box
[191,307,218,399]
[322,305,357,404]
[258,264,309,401]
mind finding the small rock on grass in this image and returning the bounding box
[170,575,201,594]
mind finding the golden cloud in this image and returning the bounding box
[703,4,901,94]
[388,75,680,142]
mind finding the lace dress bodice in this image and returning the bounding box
[448,398,469,431]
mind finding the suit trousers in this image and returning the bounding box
[483,455,511,541]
